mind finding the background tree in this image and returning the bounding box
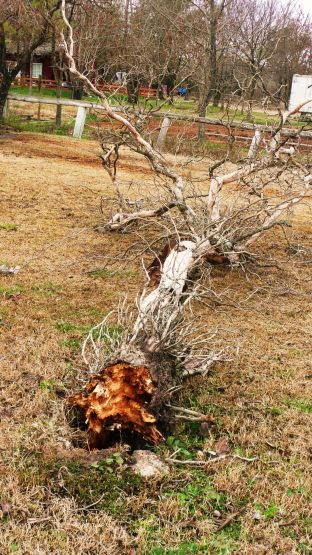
[184,0,232,137]
[229,0,291,117]
[67,0,122,98]
[122,0,192,104]
[0,0,61,119]
[268,11,312,105]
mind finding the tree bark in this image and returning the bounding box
[198,94,209,140]
[55,85,62,128]
[127,76,140,104]
[51,33,63,128]
[246,73,257,121]
[197,0,220,138]
[0,76,11,121]
[72,84,83,100]
[209,0,218,103]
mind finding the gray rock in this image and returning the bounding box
[131,450,170,479]
[0,265,20,275]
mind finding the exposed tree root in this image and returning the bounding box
[67,362,164,449]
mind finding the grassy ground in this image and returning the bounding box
[0,133,311,554]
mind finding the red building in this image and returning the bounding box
[6,43,54,80]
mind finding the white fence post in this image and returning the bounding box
[156,116,171,150]
[73,106,87,139]
[247,128,262,160]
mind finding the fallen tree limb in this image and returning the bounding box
[166,454,257,465]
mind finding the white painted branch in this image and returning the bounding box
[207,176,223,222]
[269,97,312,155]
[206,159,263,223]
[0,264,20,275]
[269,130,281,153]
[279,146,295,156]
[282,97,312,124]
[244,174,312,247]
[132,240,196,340]
[161,241,195,295]
[99,201,177,231]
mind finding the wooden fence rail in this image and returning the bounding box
[13,77,157,98]
[6,93,312,147]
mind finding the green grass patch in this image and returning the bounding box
[265,405,284,416]
[39,379,65,393]
[89,267,138,279]
[10,86,72,99]
[32,282,61,296]
[163,470,227,515]
[204,105,303,127]
[5,113,75,136]
[17,451,144,514]
[0,284,24,298]
[0,222,17,231]
[55,319,78,333]
[54,315,123,352]
[283,398,312,414]
[209,523,241,554]
[254,501,280,519]
[60,337,81,350]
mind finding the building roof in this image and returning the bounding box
[6,42,52,57]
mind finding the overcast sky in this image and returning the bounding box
[280,0,312,15]
[290,0,312,14]
[298,0,312,14]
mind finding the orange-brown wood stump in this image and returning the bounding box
[67,362,164,449]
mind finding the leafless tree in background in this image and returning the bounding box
[0,0,62,118]
[187,0,232,137]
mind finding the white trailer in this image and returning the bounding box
[289,74,312,114]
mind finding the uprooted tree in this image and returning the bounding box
[60,0,312,450]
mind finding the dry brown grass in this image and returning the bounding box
[0,132,311,554]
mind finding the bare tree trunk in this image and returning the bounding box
[55,86,62,128]
[198,0,222,137]
[156,116,170,150]
[209,0,218,104]
[68,353,176,449]
[198,93,209,140]
[213,88,221,107]
[67,239,214,449]
[51,33,63,128]
[246,74,257,121]
[29,53,33,96]
[127,76,140,104]
[0,77,11,121]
